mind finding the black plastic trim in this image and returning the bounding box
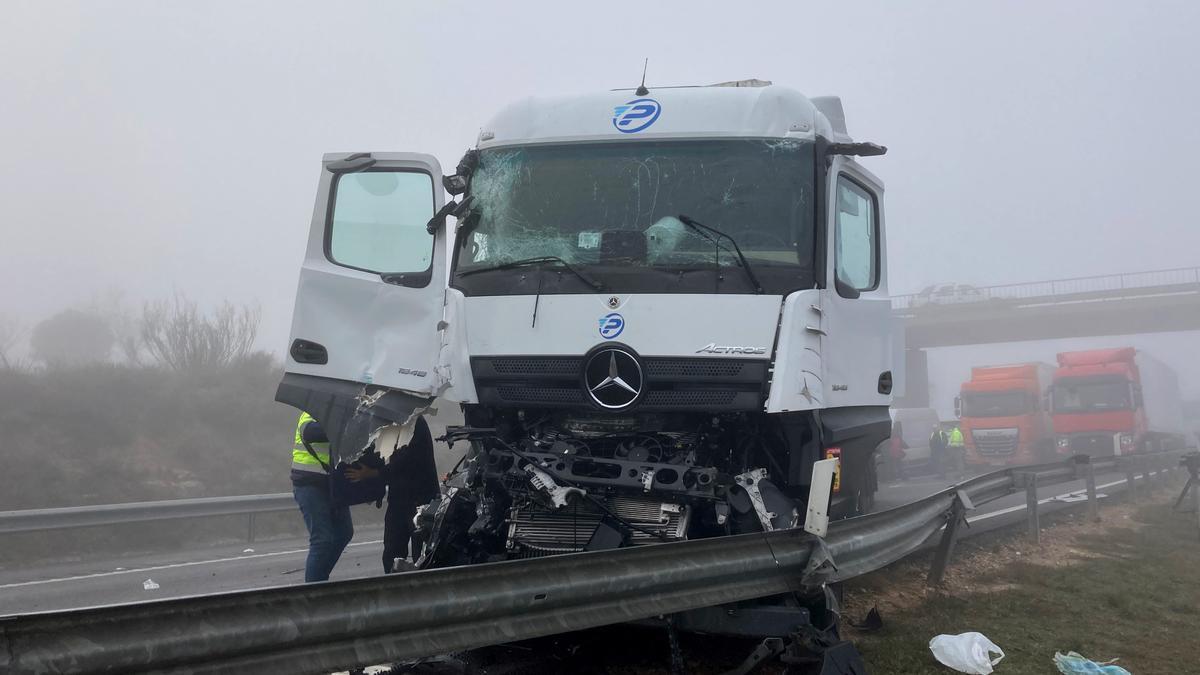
[275,373,433,460]
[470,354,770,412]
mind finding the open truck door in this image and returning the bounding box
[277,152,447,459]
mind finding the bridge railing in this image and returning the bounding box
[892,266,1200,310]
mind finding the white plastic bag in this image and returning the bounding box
[142,578,160,590]
[929,632,1005,674]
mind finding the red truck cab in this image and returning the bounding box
[956,363,1054,467]
[1050,348,1185,456]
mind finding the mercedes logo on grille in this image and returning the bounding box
[583,347,644,410]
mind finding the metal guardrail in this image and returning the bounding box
[891,265,1200,310]
[0,451,1185,675]
[0,493,294,536]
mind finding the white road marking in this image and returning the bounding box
[0,539,383,590]
[967,477,1127,523]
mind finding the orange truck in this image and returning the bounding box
[955,363,1055,468]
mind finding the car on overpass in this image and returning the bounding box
[911,283,989,308]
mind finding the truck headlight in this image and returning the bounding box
[1119,433,1134,450]
[1056,437,1070,449]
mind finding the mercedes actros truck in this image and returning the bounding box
[276,80,894,571]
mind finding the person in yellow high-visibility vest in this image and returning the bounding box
[291,411,354,582]
[947,426,965,449]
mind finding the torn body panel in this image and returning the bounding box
[275,373,434,461]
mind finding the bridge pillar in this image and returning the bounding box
[892,348,929,409]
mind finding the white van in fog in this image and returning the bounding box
[888,407,942,468]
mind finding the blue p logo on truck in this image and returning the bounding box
[598,313,625,338]
[612,99,661,133]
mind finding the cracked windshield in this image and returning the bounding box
[457,140,814,278]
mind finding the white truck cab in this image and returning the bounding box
[278,80,893,566]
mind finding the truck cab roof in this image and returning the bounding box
[476,83,851,149]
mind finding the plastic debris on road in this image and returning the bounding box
[1054,651,1131,674]
[929,632,1005,674]
[243,548,255,553]
[142,578,160,590]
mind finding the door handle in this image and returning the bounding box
[878,371,893,395]
[290,339,328,365]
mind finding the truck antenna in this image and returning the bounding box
[636,58,649,96]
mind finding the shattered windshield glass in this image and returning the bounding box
[456,140,815,279]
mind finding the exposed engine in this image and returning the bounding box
[414,409,817,568]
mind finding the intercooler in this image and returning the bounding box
[506,494,690,557]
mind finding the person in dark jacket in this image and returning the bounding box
[929,426,949,479]
[346,416,440,573]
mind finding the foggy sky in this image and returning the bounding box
[3,1,1199,372]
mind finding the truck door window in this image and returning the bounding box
[834,176,878,292]
[327,170,435,277]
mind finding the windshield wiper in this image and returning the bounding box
[457,255,605,290]
[677,215,764,294]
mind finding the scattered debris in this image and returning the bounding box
[849,604,883,632]
[1054,651,1130,674]
[929,632,1004,674]
[142,579,160,590]
[243,548,255,553]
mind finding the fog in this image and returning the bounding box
[2,0,1198,359]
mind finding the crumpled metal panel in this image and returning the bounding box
[275,372,434,459]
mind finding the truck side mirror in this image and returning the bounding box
[954,396,962,419]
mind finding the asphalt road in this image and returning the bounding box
[0,464,1166,616]
[0,528,387,615]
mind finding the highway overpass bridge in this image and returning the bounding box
[892,266,1200,407]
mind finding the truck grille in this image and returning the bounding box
[972,428,1019,455]
[472,355,767,411]
[1069,434,1117,455]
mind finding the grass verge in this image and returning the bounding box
[844,489,1200,674]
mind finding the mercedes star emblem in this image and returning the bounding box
[584,347,643,409]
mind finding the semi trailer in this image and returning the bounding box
[276,80,893,575]
[1050,347,1186,456]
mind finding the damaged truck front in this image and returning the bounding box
[277,81,894,588]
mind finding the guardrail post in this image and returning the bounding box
[1022,473,1040,545]
[1124,459,1137,503]
[247,513,257,543]
[1084,457,1100,522]
[1194,476,1200,541]
[927,492,971,586]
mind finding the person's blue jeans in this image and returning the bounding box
[293,483,354,582]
